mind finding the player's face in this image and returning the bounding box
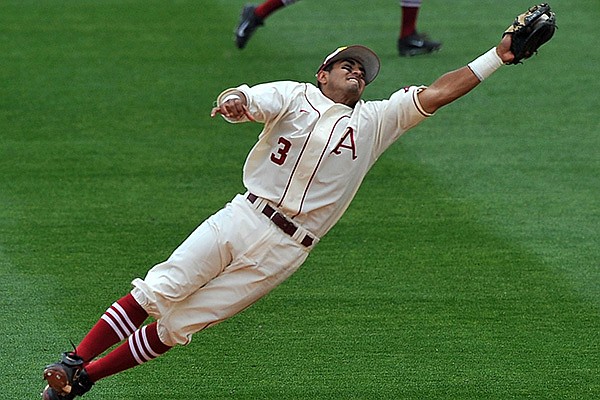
[320,58,366,107]
[331,59,366,91]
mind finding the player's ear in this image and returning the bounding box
[316,70,328,86]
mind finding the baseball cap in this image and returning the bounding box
[316,45,380,85]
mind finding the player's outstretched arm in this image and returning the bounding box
[416,35,514,115]
[417,2,557,114]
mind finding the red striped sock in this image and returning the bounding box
[75,293,148,362]
[85,322,172,382]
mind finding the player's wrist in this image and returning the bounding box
[221,94,242,103]
[467,47,504,82]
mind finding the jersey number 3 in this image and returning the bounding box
[270,137,292,166]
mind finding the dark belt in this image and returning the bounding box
[247,193,314,247]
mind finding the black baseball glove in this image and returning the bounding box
[503,3,557,64]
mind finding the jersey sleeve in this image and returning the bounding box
[216,81,302,124]
[367,85,432,155]
[385,85,432,130]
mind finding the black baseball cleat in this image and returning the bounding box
[42,352,93,398]
[234,4,264,49]
[397,32,442,57]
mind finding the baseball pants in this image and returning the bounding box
[131,194,313,346]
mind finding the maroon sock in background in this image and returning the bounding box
[255,0,285,19]
[85,321,172,382]
[75,293,148,362]
[400,6,419,38]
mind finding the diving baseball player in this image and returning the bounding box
[41,5,556,397]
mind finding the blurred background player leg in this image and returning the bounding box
[235,0,299,49]
[397,0,442,56]
[235,0,441,56]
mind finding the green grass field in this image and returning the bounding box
[2,0,598,398]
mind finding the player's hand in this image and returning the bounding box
[210,98,255,122]
[496,34,515,64]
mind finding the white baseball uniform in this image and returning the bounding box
[131,81,431,346]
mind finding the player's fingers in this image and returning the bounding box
[214,103,239,119]
[225,102,254,121]
[210,107,222,118]
[497,35,515,63]
[242,105,256,122]
[231,101,248,115]
[211,103,253,122]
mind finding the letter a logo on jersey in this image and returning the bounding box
[332,127,357,160]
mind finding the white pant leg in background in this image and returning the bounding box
[401,0,422,7]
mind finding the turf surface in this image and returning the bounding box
[1,0,598,398]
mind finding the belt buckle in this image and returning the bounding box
[271,213,297,236]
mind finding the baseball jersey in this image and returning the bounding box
[216,81,431,238]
